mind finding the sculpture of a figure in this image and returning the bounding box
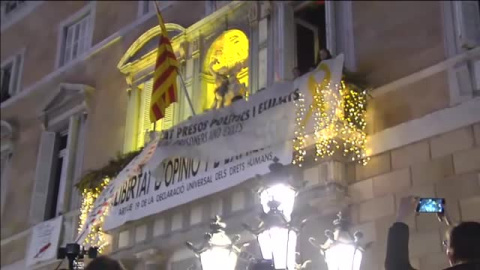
[228,60,248,103]
[209,58,247,109]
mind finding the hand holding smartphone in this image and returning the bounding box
[416,198,445,214]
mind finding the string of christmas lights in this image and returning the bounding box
[292,92,307,167]
[293,79,370,167]
[77,177,111,254]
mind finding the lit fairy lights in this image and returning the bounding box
[292,92,307,167]
[77,177,111,254]
[293,80,370,167]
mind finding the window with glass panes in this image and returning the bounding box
[61,14,90,66]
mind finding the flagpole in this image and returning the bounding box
[177,69,196,116]
[154,0,196,116]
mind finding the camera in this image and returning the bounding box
[57,243,98,270]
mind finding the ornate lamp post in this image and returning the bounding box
[244,158,303,270]
[186,216,241,270]
[244,198,299,270]
[309,212,369,270]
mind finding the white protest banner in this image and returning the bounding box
[26,216,63,267]
[147,54,344,169]
[77,137,159,245]
[79,54,345,236]
[103,142,292,230]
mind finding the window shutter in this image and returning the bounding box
[139,81,153,147]
[64,26,75,65]
[58,115,80,214]
[455,1,480,50]
[72,23,81,58]
[71,114,87,210]
[78,17,88,55]
[162,105,174,130]
[12,54,22,95]
[143,80,153,132]
[125,88,139,151]
[30,131,57,224]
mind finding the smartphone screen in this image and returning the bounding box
[416,198,445,213]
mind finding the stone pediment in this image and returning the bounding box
[40,83,94,129]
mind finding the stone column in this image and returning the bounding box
[248,1,259,93]
[135,248,165,270]
[298,159,350,217]
[258,1,271,90]
[190,36,202,113]
[274,2,295,82]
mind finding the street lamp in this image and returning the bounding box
[309,212,368,270]
[244,157,303,270]
[186,216,241,270]
[245,199,299,270]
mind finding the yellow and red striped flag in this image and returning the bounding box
[150,2,179,123]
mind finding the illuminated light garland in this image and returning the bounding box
[293,80,370,167]
[77,177,111,254]
[293,92,307,167]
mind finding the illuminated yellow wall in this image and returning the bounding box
[202,29,249,111]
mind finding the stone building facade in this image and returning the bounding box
[1,1,479,270]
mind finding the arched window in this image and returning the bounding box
[202,29,249,111]
[118,24,187,151]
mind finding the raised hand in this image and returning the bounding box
[396,196,419,223]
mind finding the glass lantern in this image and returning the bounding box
[309,212,366,270]
[260,184,296,222]
[187,216,240,270]
[257,226,297,270]
[244,198,299,270]
[245,157,302,270]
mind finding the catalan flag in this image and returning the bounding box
[150,3,179,123]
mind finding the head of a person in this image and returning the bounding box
[445,221,480,265]
[319,49,332,61]
[292,67,301,78]
[85,256,125,270]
